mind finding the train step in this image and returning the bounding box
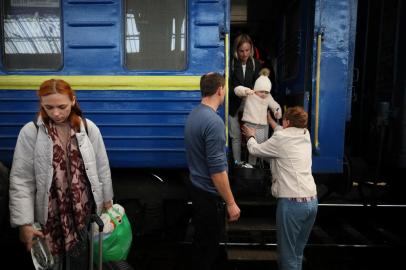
[227,217,276,232]
[226,247,278,262]
[226,216,277,248]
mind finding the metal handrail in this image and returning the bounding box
[225,33,229,146]
[314,32,322,150]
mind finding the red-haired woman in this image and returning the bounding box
[242,106,318,270]
[9,79,113,269]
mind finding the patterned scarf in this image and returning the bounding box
[43,121,94,256]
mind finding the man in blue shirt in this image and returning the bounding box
[185,72,241,270]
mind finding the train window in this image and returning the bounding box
[280,1,300,80]
[1,0,62,70]
[125,0,186,70]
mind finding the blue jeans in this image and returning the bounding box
[276,198,318,270]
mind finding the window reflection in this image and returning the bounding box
[170,18,186,52]
[2,0,61,70]
[4,13,60,54]
[125,0,186,70]
[126,13,140,53]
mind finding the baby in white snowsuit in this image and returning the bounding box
[234,68,282,166]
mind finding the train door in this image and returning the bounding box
[308,0,358,173]
[273,0,357,174]
[230,0,357,174]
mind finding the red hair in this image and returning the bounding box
[284,106,308,128]
[37,79,83,131]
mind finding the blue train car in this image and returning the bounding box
[0,0,356,174]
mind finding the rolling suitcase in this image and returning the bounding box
[90,214,135,270]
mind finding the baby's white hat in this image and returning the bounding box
[254,68,271,92]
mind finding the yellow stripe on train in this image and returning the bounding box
[0,75,201,91]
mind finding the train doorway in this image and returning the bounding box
[230,0,314,108]
[229,0,361,196]
[228,0,316,167]
[231,0,406,202]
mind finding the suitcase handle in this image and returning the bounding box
[90,214,104,270]
[91,214,105,233]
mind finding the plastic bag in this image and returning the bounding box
[31,223,54,270]
[93,205,133,263]
[92,204,125,234]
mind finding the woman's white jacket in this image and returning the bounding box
[9,118,114,227]
[246,126,316,198]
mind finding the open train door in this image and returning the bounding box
[309,0,358,173]
[276,0,356,173]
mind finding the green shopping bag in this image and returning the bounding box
[93,206,132,263]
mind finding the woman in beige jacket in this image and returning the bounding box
[242,106,317,270]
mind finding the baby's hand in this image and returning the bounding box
[245,89,255,95]
[274,111,282,120]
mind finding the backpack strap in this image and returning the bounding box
[83,118,89,136]
[32,120,39,131]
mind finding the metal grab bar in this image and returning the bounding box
[314,32,322,150]
[225,33,230,146]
